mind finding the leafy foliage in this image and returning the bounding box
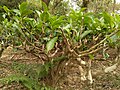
[0,74,41,90]
[0,55,67,89]
[0,0,25,9]
[11,62,51,79]
[46,37,58,53]
[0,1,120,89]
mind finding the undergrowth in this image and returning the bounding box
[0,55,67,90]
[0,74,41,90]
[0,62,55,90]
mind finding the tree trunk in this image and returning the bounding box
[113,0,116,12]
[42,0,50,6]
[82,0,90,11]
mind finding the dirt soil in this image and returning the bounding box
[0,46,120,90]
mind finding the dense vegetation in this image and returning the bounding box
[0,0,120,90]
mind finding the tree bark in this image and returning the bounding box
[42,0,50,6]
[113,0,116,12]
[82,0,90,11]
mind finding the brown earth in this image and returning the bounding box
[0,46,120,90]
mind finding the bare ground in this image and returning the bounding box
[0,46,120,90]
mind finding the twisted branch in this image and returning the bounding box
[60,28,120,58]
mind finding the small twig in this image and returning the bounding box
[79,29,120,54]
[49,48,59,57]
[60,28,80,57]
[60,28,72,52]
[60,28,119,58]
[94,33,102,41]
[79,46,108,57]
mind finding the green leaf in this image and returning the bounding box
[0,6,2,9]
[80,30,92,39]
[42,1,48,12]
[12,9,20,15]
[103,53,109,59]
[23,17,35,22]
[103,12,114,27]
[19,2,28,12]
[89,54,94,60]
[84,16,93,24]
[22,10,33,17]
[80,8,86,12]
[75,32,80,41]
[19,2,32,17]
[51,16,65,29]
[35,10,41,17]
[46,37,58,53]
[40,12,49,22]
[3,6,10,12]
